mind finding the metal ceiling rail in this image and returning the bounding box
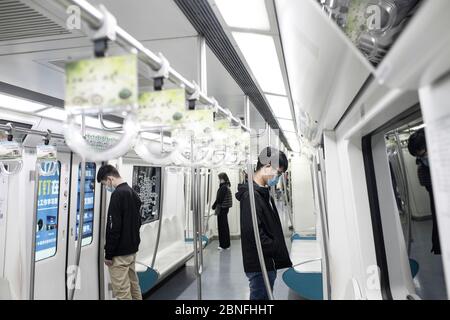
[54,0,251,133]
[0,123,64,140]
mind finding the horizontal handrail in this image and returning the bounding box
[54,0,250,133]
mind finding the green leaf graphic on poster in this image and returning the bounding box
[65,55,138,112]
[138,88,186,127]
[183,109,214,135]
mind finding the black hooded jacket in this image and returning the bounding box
[235,182,292,273]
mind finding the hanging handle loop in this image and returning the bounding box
[0,123,23,176]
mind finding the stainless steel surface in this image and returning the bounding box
[151,167,165,269]
[313,152,331,300]
[29,165,40,300]
[54,0,250,133]
[69,116,86,300]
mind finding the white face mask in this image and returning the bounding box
[105,179,115,193]
[220,179,225,184]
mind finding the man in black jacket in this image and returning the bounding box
[97,165,143,300]
[235,147,292,300]
[408,129,441,255]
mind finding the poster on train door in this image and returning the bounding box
[75,162,96,246]
[132,166,161,225]
[35,162,61,261]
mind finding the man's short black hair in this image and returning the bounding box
[407,128,427,157]
[97,164,121,183]
[256,147,288,172]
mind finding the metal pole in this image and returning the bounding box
[282,174,294,231]
[0,124,65,140]
[313,155,331,300]
[197,169,204,278]
[394,131,413,255]
[98,171,107,300]
[246,159,274,300]
[29,162,40,300]
[151,167,165,269]
[69,115,87,300]
[244,96,251,128]
[54,0,250,132]
[190,137,201,300]
[205,169,213,233]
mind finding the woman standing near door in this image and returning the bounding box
[212,173,232,250]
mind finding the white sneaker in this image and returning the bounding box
[217,247,224,251]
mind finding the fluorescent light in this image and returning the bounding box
[215,0,270,31]
[37,108,67,121]
[0,93,49,113]
[266,94,292,120]
[277,118,295,133]
[232,32,286,95]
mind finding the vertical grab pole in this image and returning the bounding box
[313,154,331,300]
[394,130,412,255]
[69,115,87,300]
[190,136,201,300]
[98,168,107,300]
[29,162,40,300]
[151,167,165,269]
[205,169,213,234]
[246,155,274,300]
[197,169,204,279]
[281,174,294,231]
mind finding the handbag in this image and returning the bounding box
[214,206,221,216]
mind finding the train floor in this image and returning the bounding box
[410,219,447,300]
[144,238,303,300]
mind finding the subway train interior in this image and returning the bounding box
[0,0,449,302]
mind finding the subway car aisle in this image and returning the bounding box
[145,238,302,300]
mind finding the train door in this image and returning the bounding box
[66,155,101,299]
[366,107,447,300]
[33,151,71,300]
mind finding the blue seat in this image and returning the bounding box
[185,235,209,246]
[291,233,316,241]
[409,259,419,278]
[282,268,323,300]
[137,267,159,294]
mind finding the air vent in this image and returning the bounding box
[0,0,70,42]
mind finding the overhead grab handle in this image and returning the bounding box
[152,53,170,91]
[187,82,201,110]
[92,4,117,58]
[36,131,59,177]
[64,6,139,162]
[0,123,23,176]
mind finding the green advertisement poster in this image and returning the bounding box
[138,88,186,127]
[65,55,138,113]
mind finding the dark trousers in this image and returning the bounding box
[429,191,441,255]
[245,271,277,300]
[217,208,230,249]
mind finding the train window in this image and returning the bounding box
[35,161,61,262]
[75,162,96,246]
[132,166,161,225]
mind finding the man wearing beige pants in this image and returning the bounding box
[97,165,143,300]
